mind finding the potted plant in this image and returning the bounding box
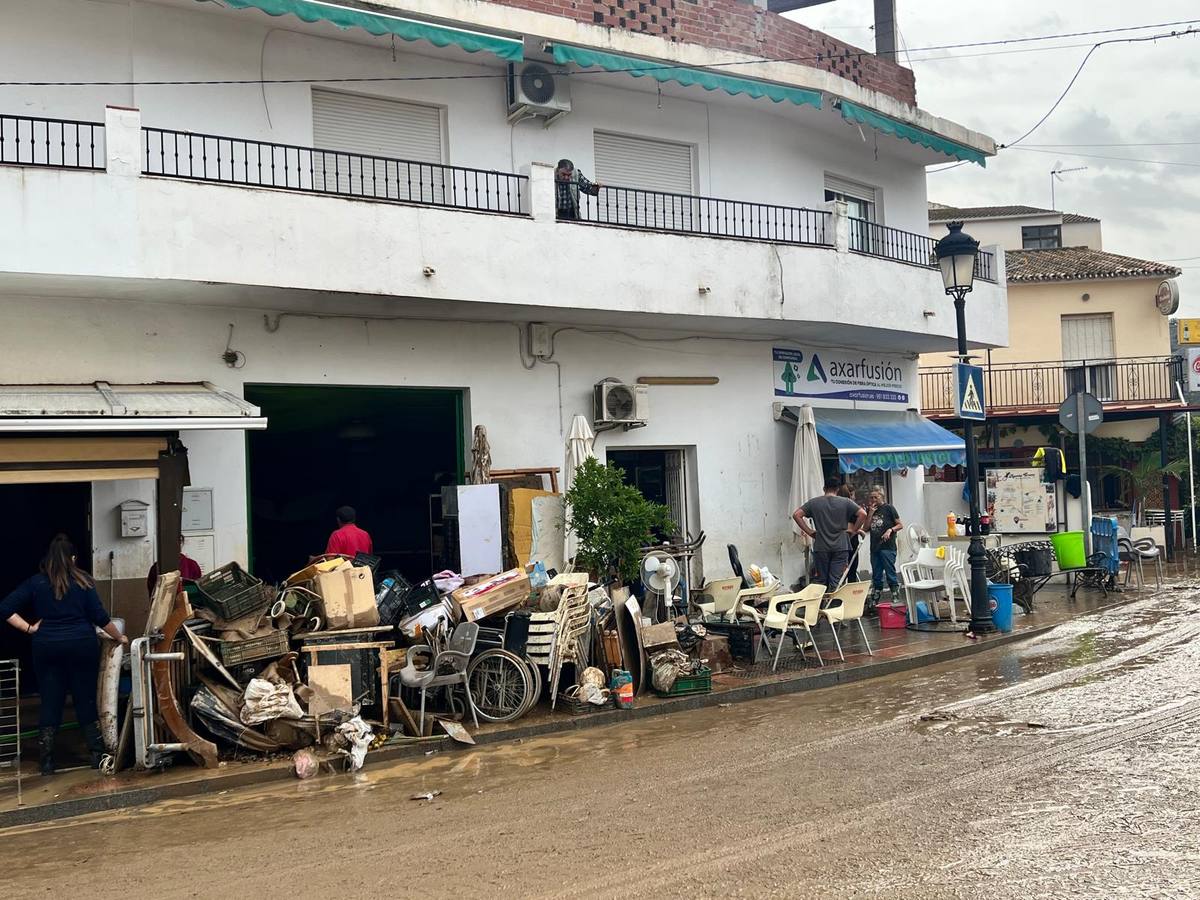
[565,457,674,584]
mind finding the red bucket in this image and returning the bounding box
[877,602,908,629]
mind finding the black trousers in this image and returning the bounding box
[32,636,100,728]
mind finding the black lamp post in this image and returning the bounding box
[935,222,996,635]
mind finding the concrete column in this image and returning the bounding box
[527,161,556,223]
[874,0,898,62]
[105,105,142,177]
[826,199,849,253]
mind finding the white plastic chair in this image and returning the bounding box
[695,576,744,622]
[1131,537,1164,590]
[820,581,873,660]
[899,547,947,625]
[762,584,827,671]
[942,547,971,624]
[732,583,782,656]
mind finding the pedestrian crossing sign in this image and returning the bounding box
[954,363,986,421]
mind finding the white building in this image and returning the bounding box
[0,0,1007,630]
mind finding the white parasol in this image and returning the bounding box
[788,405,824,576]
[563,414,597,564]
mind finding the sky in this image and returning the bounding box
[789,0,1199,313]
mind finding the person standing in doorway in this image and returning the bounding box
[867,487,904,604]
[0,536,128,775]
[554,158,601,221]
[794,476,867,590]
[326,506,373,558]
[146,534,203,598]
[837,483,865,583]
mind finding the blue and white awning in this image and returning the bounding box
[813,408,965,473]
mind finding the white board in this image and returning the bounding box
[457,483,503,577]
[986,468,1057,534]
[529,494,565,572]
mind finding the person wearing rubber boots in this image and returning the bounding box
[0,536,128,775]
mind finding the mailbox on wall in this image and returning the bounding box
[119,499,150,538]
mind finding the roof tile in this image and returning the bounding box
[1005,247,1180,283]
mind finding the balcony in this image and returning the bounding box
[0,108,1007,350]
[921,356,1184,418]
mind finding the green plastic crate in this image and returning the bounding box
[655,666,712,697]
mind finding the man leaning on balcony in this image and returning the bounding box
[555,159,601,220]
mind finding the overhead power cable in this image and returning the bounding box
[1008,147,1200,169]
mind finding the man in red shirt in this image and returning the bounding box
[146,536,204,597]
[326,506,373,558]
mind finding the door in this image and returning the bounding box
[592,131,696,229]
[311,89,445,202]
[1061,314,1115,400]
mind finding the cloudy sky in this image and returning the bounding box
[790,0,1199,312]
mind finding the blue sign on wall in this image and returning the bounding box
[954,363,986,421]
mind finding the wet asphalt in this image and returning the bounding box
[2,584,1198,899]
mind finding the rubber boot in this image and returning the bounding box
[82,721,106,769]
[38,727,57,777]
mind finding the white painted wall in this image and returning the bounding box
[928,214,1061,253]
[91,477,157,581]
[0,0,932,229]
[0,292,950,583]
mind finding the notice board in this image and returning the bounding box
[986,468,1057,534]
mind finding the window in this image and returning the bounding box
[1061,313,1116,400]
[1021,224,1062,249]
[824,175,878,252]
[311,89,444,201]
[592,131,696,228]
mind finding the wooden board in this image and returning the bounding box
[308,664,354,717]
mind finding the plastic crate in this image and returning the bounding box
[218,630,289,666]
[655,666,712,697]
[194,563,272,621]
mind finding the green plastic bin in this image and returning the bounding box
[1051,531,1086,570]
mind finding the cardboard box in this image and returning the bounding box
[641,621,680,652]
[315,565,380,629]
[452,568,530,622]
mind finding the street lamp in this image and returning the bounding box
[935,222,996,635]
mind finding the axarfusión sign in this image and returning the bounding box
[773,346,912,405]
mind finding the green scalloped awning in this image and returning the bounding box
[550,44,821,110]
[839,100,986,167]
[216,0,524,62]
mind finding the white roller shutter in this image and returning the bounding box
[593,131,695,229]
[311,89,444,201]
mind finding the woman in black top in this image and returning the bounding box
[0,536,128,775]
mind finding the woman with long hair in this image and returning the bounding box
[0,536,128,775]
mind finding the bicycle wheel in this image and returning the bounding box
[467,649,532,723]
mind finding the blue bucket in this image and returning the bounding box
[987,582,1014,633]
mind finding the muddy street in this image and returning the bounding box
[3,588,1199,899]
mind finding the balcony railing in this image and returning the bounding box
[921,356,1184,415]
[0,114,104,170]
[576,185,831,247]
[142,127,528,215]
[849,218,997,283]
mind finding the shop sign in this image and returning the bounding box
[773,346,911,405]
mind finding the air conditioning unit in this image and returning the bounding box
[594,381,649,426]
[507,62,572,124]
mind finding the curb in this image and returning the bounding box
[0,615,1075,828]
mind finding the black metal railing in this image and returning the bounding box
[921,356,1184,414]
[142,127,527,215]
[849,217,997,282]
[0,114,104,170]
[576,185,831,246]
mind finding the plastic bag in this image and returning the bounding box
[335,716,374,772]
[240,678,304,725]
[292,748,320,779]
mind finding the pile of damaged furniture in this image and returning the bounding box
[133,547,725,777]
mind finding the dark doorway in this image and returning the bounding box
[0,481,92,694]
[245,385,463,584]
[608,448,689,540]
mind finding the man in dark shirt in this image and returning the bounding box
[867,488,904,601]
[554,159,601,220]
[794,476,867,590]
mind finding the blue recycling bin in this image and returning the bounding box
[987,582,1014,633]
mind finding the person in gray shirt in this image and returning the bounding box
[794,475,867,589]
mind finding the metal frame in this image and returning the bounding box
[130,637,188,770]
[0,659,20,807]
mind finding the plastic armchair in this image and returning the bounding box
[942,548,969,624]
[762,584,826,672]
[1132,537,1164,590]
[733,582,782,655]
[695,576,744,622]
[396,621,481,732]
[899,547,947,625]
[820,581,873,660]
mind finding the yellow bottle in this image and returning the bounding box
[947,512,958,538]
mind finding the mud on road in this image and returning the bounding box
[3,587,1199,899]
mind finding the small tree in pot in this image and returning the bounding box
[565,457,675,584]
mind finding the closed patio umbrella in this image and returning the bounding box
[788,405,823,580]
[469,424,492,484]
[564,414,597,564]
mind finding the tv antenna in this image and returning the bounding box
[1050,162,1088,209]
